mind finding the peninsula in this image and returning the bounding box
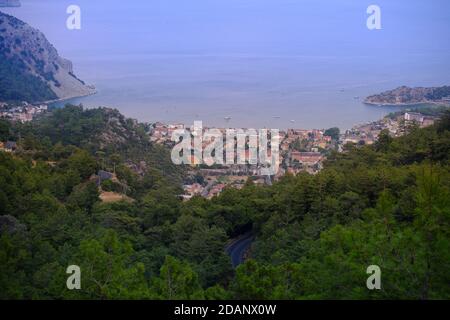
[364,85,450,106]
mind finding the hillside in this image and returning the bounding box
[365,85,450,106]
[0,107,449,299]
[0,11,95,103]
[2,105,185,191]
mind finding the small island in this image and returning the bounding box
[364,85,450,106]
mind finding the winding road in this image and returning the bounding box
[226,233,254,268]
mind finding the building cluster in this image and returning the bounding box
[279,129,333,175]
[168,110,442,199]
[162,125,336,200]
[0,102,48,123]
[285,151,324,174]
[281,129,332,151]
[343,111,438,146]
[404,112,436,127]
[182,183,204,200]
[150,122,185,144]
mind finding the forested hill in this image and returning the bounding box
[0,108,449,299]
[1,105,184,191]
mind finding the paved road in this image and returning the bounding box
[226,233,254,268]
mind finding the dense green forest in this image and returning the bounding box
[0,106,449,299]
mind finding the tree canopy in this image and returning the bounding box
[0,107,449,299]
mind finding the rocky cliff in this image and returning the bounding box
[0,11,95,103]
[365,85,450,106]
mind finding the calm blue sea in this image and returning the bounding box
[3,0,450,129]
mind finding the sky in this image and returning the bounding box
[5,0,450,59]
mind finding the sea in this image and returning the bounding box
[2,0,450,129]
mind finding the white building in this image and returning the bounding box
[404,112,424,123]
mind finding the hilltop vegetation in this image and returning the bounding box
[0,107,449,299]
[4,105,184,188]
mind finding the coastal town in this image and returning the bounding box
[0,101,444,200]
[147,109,441,200]
[0,101,48,122]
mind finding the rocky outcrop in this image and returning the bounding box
[365,86,450,106]
[0,11,95,102]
